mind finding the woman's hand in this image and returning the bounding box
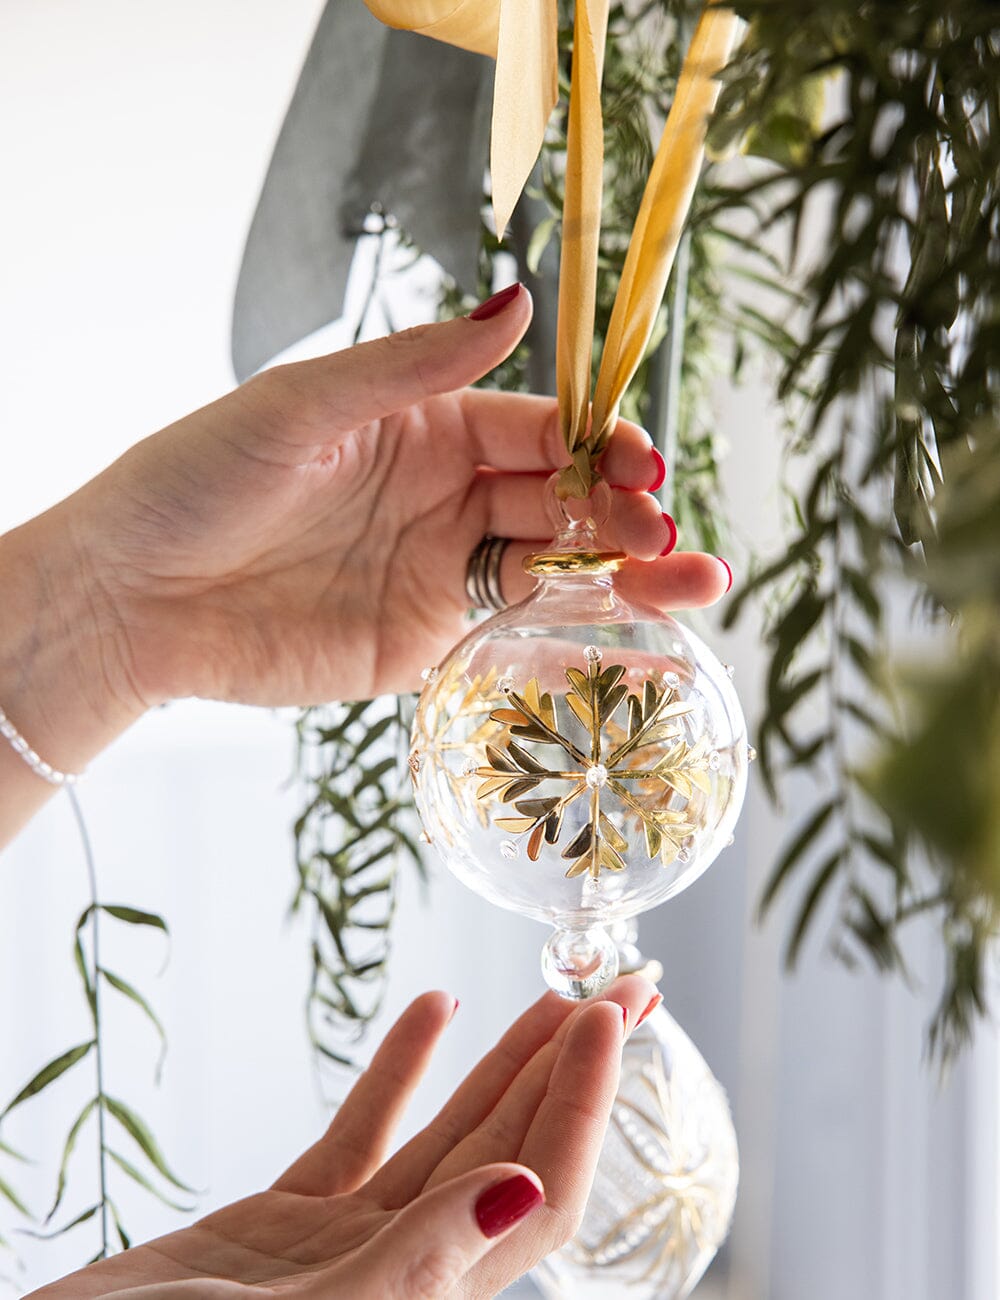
[73,285,726,711]
[30,976,660,1299]
[0,284,730,837]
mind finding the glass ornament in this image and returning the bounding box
[532,932,739,1299]
[410,480,749,997]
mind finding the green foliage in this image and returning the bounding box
[709,0,1000,1055]
[0,791,190,1276]
[293,698,423,1074]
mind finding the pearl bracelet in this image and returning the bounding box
[0,705,82,787]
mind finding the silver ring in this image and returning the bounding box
[465,535,511,611]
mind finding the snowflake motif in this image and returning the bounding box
[475,653,711,879]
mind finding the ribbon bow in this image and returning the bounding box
[366,1,739,495]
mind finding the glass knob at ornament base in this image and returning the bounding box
[410,478,749,997]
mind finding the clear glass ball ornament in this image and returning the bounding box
[532,988,739,1298]
[410,479,748,997]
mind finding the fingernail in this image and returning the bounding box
[648,448,666,493]
[636,993,662,1028]
[622,1004,630,1034]
[475,1173,545,1238]
[449,997,460,1023]
[467,283,522,321]
[660,513,678,556]
[717,557,733,593]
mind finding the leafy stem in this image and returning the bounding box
[67,788,110,1259]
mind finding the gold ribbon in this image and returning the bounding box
[363,1,740,496]
[590,7,739,457]
[364,0,556,240]
[557,0,609,491]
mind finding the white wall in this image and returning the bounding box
[1,4,996,1298]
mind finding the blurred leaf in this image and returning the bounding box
[99,906,169,935]
[23,1204,100,1240]
[107,1150,193,1213]
[99,970,168,1080]
[0,1174,29,1219]
[45,1098,98,1225]
[1,1042,94,1119]
[103,1097,195,1195]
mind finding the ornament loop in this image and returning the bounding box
[525,473,624,576]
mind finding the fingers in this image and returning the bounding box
[493,544,731,610]
[420,975,656,1195]
[459,390,661,490]
[517,1000,628,1212]
[615,551,733,609]
[273,991,457,1197]
[471,473,669,555]
[600,419,665,491]
[367,989,580,1206]
[331,1164,544,1300]
[246,286,533,453]
[476,1001,631,1286]
[368,975,654,1209]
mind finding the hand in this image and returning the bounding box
[55,284,729,708]
[0,284,730,839]
[30,976,660,1299]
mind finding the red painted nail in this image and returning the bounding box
[467,283,522,321]
[475,1173,544,1238]
[717,557,733,593]
[449,997,460,1023]
[622,1004,630,1033]
[660,513,678,556]
[636,993,663,1028]
[648,447,666,493]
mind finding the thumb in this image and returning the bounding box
[249,283,532,449]
[341,1163,545,1300]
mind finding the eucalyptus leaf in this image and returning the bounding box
[23,1204,100,1240]
[0,1173,30,1218]
[99,969,168,1080]
[45,1098,98,1224]
[107,1150,193,1214]
[1,1042,94,1119]
[103,1097,195,1194]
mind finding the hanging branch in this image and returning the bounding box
[293,697,424,1075]
[708,0,1000,1057]
[0,791,192,1268]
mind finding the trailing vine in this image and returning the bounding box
[710,0,1000,1056]
[293,696,423,1074]
[0,791,191,1280]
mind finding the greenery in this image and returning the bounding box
[293,697,423,1076]
[0,791,190,1285]
[709,0,1000,1059]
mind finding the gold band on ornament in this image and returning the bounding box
[524,550,627,576]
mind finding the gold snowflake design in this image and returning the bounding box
[475,646,713,879]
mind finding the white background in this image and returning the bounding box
[1,3,997,1297]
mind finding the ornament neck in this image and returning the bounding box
[524,474,626,578]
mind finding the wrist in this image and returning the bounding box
[0,503,146,780]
